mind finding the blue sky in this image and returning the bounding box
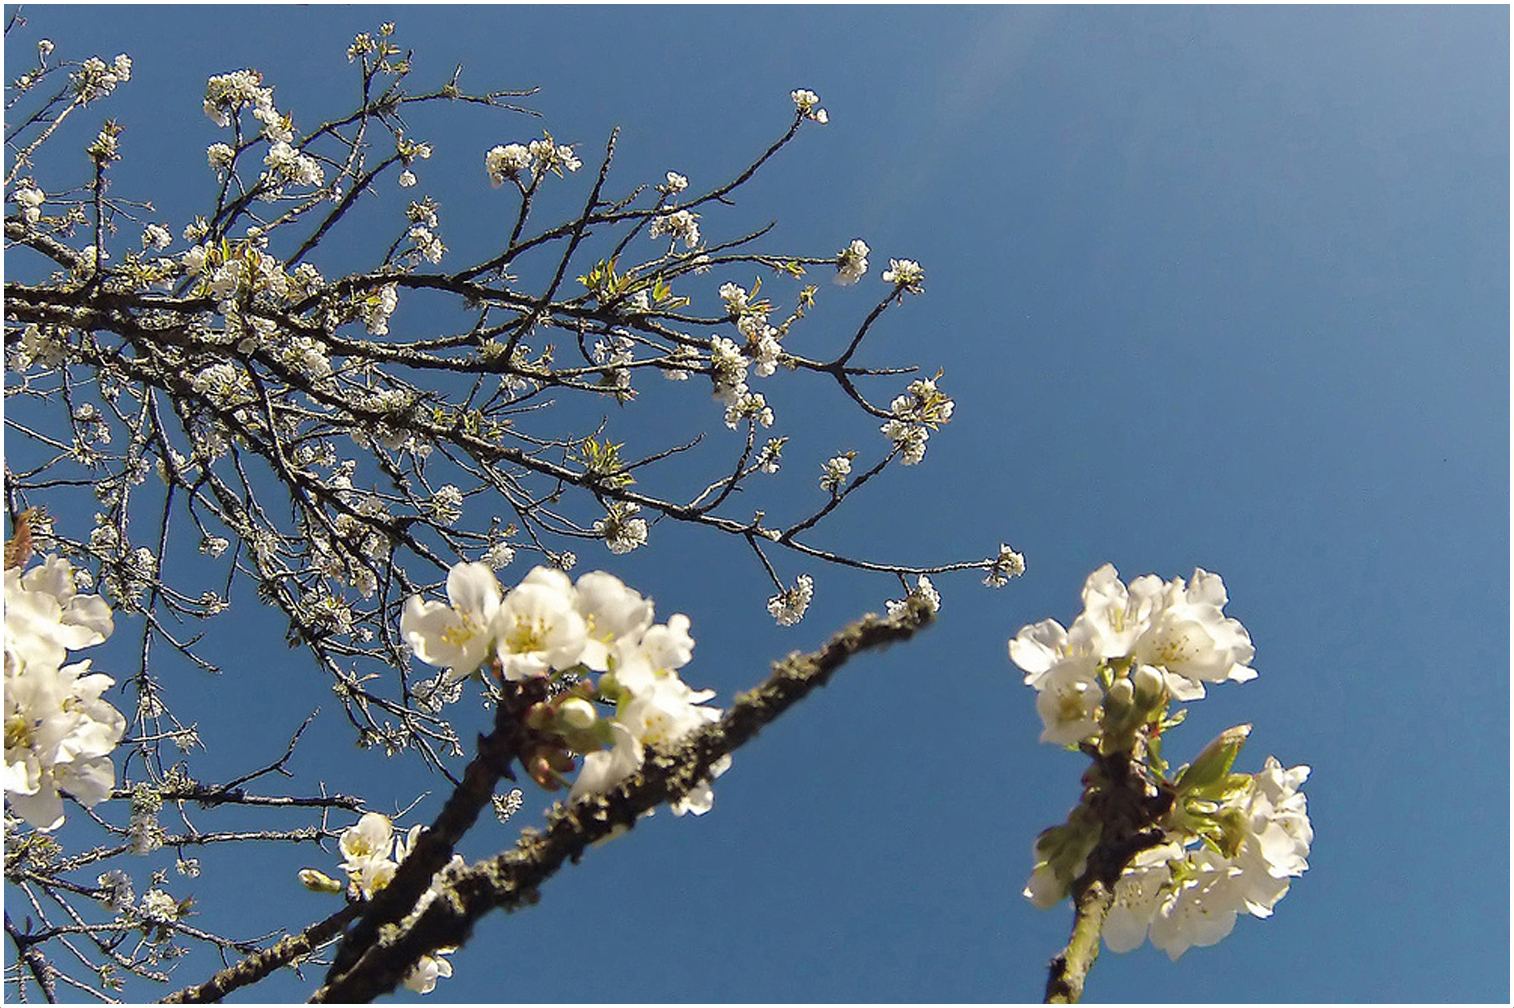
[4,5,1507,1003]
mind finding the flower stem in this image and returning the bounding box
[1044,878,1114,1003]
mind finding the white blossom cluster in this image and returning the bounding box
[729,284,783,378]
[485,136,582,185]
[399,564,726,815]
[1010,565,1256,745]
[791,88,829,124]
[202,68,326,200]
[593,502,649,555]
[650,209,701,249]
[983,543,1027,587]
[881,376,954,465]
[1098,756,1313,960]
[755,437,786,474]
[1011,565,1311,959]
[4,555,125,831]
[819,453,853,494]
[708,332,750,407]
[708,282,785,430]
[882,257,925,293]
[301,812,461,994]
[12,183,45,224]
[885,575,940,618]
[203,69,274,128]
[407,224,446,264]
[262,140,324,190]
[835,239,869,285]
[141,223,173,251]
[70,54,131,102]
[766,573,813,626]
[180,241,304,324]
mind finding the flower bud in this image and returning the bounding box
[556,697,597,731]
[1105,677,1134,714]
[527,751,560,790]
[1177,723,1252,795]
[1131,664,1166,710]
[299,869,344,894]
[524,702,554,731]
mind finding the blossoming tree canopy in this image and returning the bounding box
[0,11,1326,1003]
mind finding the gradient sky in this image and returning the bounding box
[4,5,1508,1004]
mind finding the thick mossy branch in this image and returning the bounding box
[310,596,935,1003]
[323,678,547,983]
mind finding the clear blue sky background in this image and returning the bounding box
[5,5,1508,1003]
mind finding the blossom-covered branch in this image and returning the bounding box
[5,19,1022,1000]
[311,592,938,1003]
[1010,566,1312,1002]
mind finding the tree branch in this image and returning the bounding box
[309,595,935,1003]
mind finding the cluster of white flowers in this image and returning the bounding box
[720,282,783,377]
[483,540,516,570]
[885,575,940,618]
[484,143,531,183]
[96,868,133,914]
[396,136,432,189]
[835,239,869,285]
[302,812,461,994]
[407,225,446,264]
[708,284,784,426]
[661,171,688,194]
[983,543,1026,587]
[190,361,253,407]
[361,284,399,336]
[880,376,954,465]
[819,453,853,494]
[335,812,448,899]
[766,573,813,627]
[141,223,173,251]
[4,555,124,831]
[426,485,464,526]
[882,258,925,293]
[724,390,774,431]
[12,184,45,224]
[708,334,750,407]
[1012,565,1311,960]
[485,136,582,185]
[594,503,649,555]
[406,198,440,231]
[71,245,106,281]
[203,69,275,130]
[181,241,294,315]
[203,67,324,202]
[791,88,829,124]
[755,437,786,474]
[1010,565,1256,746]
[206,142,235,172]
[650,209,701,249]
[71,54,131,102]
[1097,756,1313,959]
[400,564,726,814]
[262,140,324,191]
